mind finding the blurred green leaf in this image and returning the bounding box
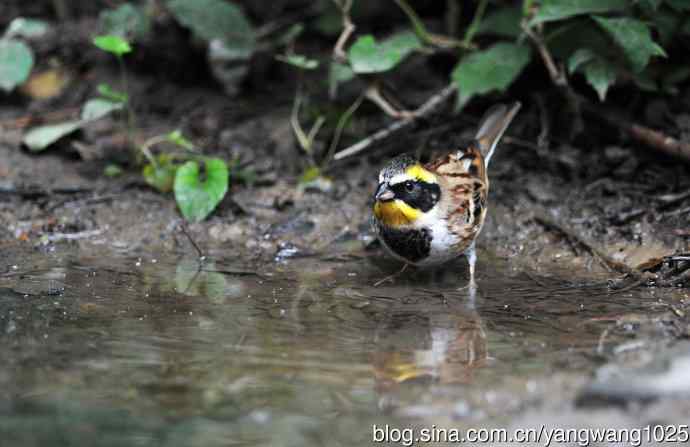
[81,98,123,121]
[174,158,229,222]
[348,31,421,74]
[23,121,83,152]
[167,0,254,57]
[93,35,132,56]
[451,42,531,109]
[97,83,128,103]
[0,38,34,92]
[328,62,355,98]
[477,7,522,38]
[5,17,50,39]
[100,3,150,39]
[582,58,617,101]
[143,156,178,193]
[593,16,666,72]
[530,0,626,24]
[166,130,195,150]
[276,54,319,70]
[104,164,123,177]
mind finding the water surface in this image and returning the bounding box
[0,247,679,446]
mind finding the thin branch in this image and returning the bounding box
[179,221,205,260]
[462,0,489,48]
[333,83,456,161]
[522,20,583,136]
[332,0,355,63]
[322,94,364,169]
[364,84,413,119]
[583,100,690,163]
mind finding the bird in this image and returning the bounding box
[371,102,521,287]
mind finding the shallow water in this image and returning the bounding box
[0,246,682,446]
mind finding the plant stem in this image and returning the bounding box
[462,0,489,48]
[322,94,364,170]
[117,55,135,150]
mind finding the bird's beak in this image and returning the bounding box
[374,183,395,202]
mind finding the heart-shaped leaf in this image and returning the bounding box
[167,0,254,57]
[174,158,229,222]
[348,31,420,74]
[0,38,34,92]
[451,42,531,109]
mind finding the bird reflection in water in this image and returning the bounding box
[371,296,487,407]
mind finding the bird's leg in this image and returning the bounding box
[466,242,477,287]
[458,242,478,296]
[374,262,409,287]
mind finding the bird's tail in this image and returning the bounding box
[474,102,521,166]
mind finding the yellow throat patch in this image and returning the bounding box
[374,200,421,227]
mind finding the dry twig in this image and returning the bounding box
[333,84,456,161]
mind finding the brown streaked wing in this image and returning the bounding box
[426,144,489,253]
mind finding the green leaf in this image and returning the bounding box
[23,121,83,152]
[81,98,123,121]
[93,35,132,56]
[104,164,123,177]
[174,158,229,222]
[143,157,178,193]
[166,0,254,57]
[567,48,596,74]
[348,31,421,74]
[99,3,150,39]
[451,42,531,109]
[275,54,319,70]
[477,7,522,38]
[582,58,617,101]
[97,83,128,103]
[328,61,355,98]
[530,0,626,25]
[0,38,34,92]
[166,130,195,150]
[593,16,666,72]
[5,17,50,39]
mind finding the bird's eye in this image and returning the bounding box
[404,181,415,192]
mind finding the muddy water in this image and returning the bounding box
[0,247,682,446]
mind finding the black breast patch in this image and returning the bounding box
[379,226,432,263]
